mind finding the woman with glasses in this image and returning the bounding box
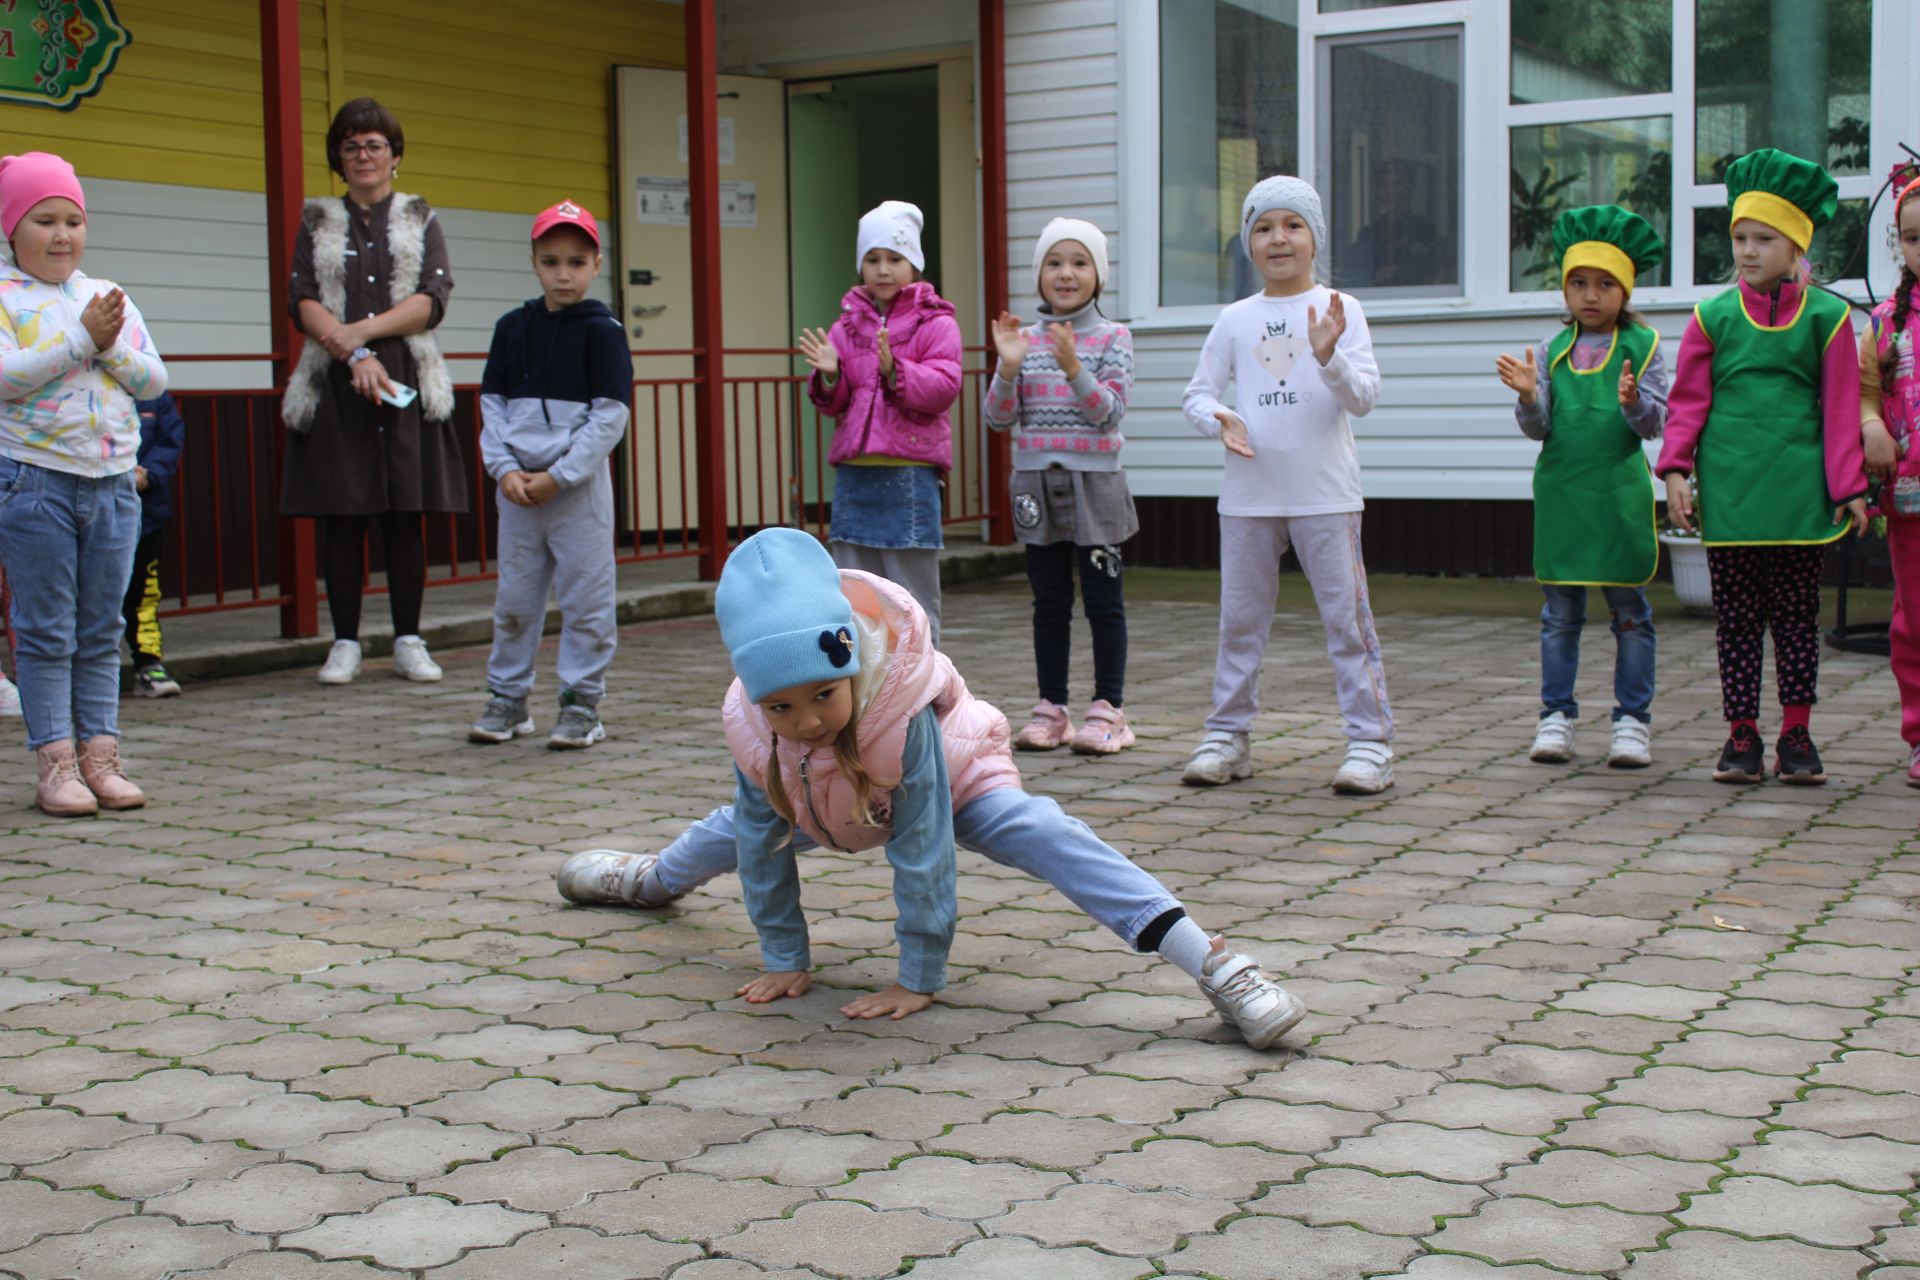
[280,97,466,686]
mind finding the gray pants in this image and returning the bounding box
[486,467,617,702]
[829,541,942,648]
[1207,511,1393,741]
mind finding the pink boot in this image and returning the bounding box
[78,737,145,811]
[1013,700,1073,751]
[1070,700,1136,754]
[36,741,98,817]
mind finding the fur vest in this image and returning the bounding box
[282,194,454,431]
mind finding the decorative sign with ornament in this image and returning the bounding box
[0,0,129,111]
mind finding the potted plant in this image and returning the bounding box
[1659,477,1714,617]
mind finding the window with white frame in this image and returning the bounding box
[1137,0,1894,315]
[1158,0,1300,306]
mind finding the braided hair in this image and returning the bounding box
[1881,179,1920,387]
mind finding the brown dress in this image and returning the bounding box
[279,195,468,517]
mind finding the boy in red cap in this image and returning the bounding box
[469,200,634,749]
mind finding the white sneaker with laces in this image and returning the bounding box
[1182,730,1252,786]
[1607,718,1652,768]
[0,673,20,717]
[1332,739,1394,794]
[1199,939,1305,1050]
[392,635,443,683]
[317,639,363,685]
[1530,711,1575,763]
[556,850,683,907]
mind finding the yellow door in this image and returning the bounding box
[614,66,790,540]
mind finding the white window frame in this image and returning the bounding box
[1116,0,1916,330]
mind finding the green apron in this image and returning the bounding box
[1532,323,1660,586]
[1693,285,1853,546]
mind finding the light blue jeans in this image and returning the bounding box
[655,788,1183,970]
[0,458,141,749]
[1540,584,1656,723]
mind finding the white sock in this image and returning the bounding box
[636,863,673,906]
[1157,918,1214,980]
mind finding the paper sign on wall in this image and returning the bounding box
[635,177,758,229]
[677,116,737,165]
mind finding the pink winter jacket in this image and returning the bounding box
[722,569,1019,852]
[809,282,963,470]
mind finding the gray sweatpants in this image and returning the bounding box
[486,467,617,703]
[1207,511,1393,741]
[829,541,942,649]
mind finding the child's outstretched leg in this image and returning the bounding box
[952,787,1305,1049]
[556,806,747,906]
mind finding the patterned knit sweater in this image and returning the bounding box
[983,300,1132,473]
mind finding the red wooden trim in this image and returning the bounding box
[686,0,729,580]
[979,0,1013,545]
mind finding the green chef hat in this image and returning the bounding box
[1551,204,1665,296]
[1724,147,1838,251]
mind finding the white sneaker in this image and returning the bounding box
[1608,718,1652,768]
[317,639,363,685]
[1530,711,1575,763]
[1332,740,1394,794]
[0,673,20,717]
[392,635,443,683]
[1199,939,1305,1050]
[556,849,683,907]
[1182,730,1252,786]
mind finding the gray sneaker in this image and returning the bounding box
[549,700,605,750]
[469,693,534,744]
[556,849,682,907]
[1200,942,1305,1050]
[1182,730,1252,786]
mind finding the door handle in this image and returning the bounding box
[631,304,667,318]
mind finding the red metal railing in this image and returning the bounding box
[152,347,1002,626]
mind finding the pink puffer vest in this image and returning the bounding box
[722,569,1020,851]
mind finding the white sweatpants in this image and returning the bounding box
[1206,511,1393,741]
[485,467,618,703]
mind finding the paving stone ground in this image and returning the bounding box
[1,577,1916,1279]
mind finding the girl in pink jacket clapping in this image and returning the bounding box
[798,201,962,643]
[556,529,1304,1045]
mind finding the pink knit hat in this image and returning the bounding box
[0,152,86,240]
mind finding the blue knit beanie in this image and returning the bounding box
[715,528,859,702]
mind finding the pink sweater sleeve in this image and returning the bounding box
[1820,311,1868,504]
[1654,313,1714,478]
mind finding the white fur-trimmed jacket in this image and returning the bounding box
[281,193,454,431]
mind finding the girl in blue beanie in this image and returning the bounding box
[556,528,1305,1044]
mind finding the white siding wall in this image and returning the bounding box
[76,179,616,392]
[1003,0,1689,505]
[719,0,974,71]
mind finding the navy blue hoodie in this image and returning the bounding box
[135,394,187,536]
[478,297,633,488]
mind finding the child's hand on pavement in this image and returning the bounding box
[738,970,812,1003]
[841,982,933,1021]
[1215,411,1255,459]
[1496,348,1538,404]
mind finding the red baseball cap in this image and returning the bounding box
[531,199,600,247]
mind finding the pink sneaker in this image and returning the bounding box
[1908,744,1920,789]
[1014,700,1073,751]
[1070,700,1135,754]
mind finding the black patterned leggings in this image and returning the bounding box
[1706,544,1824,721]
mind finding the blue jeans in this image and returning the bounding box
[0,459,141,749]
[655,789,1183,960]
[1540,584,1656,723]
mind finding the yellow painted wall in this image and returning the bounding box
[0,0,683,216]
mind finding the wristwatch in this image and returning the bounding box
[350,346,373,364]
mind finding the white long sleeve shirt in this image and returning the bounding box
[1181,287,1380,517]
[0,265,167,478]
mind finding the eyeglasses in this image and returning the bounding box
[339,139,391,159]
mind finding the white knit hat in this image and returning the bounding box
[1032,217,1109,294]
[856,200,925,272]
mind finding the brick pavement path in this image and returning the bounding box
[1,584,1915,1279]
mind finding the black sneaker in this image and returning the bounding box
[1713,724,1764,784]
[134,665,182,698]
[1775,725,1827,785]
